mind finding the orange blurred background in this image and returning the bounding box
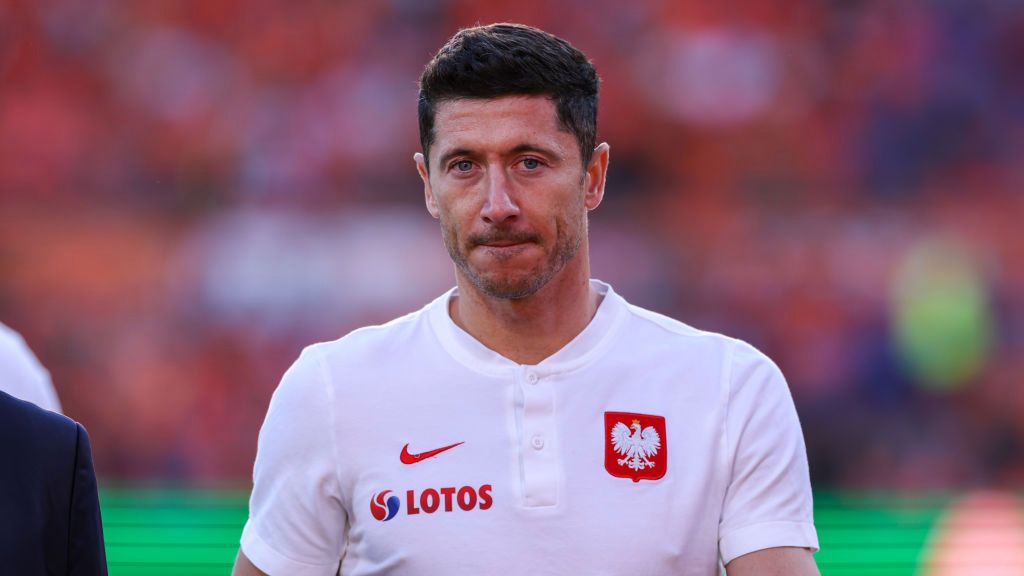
[1,0,1023,492]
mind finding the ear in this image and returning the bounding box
[583,143,610,211]
[415,152,440,219]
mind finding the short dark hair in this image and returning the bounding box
[418,23,599,169]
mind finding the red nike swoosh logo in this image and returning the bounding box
[400,441,464,464]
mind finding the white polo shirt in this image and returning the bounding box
[241,280,817,575]
[0,322,62,414]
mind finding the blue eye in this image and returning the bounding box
[522,158,540,169]
[454,160,473,172]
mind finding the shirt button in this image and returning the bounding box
[527,372,538,384]
[531,435,545,450]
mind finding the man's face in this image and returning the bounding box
[415,96,607,300]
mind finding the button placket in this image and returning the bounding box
[519,368,557,507]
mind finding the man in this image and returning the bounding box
[235,23,819,575]
[0,390,107,574]
[0,321,63,413]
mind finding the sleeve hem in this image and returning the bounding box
[719,520,819,565]
[241,521,340,576]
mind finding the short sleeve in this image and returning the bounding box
[241,346,347,576]
[718,341,818,565]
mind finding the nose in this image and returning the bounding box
[480,169,519,224]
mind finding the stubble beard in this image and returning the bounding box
[441,213,586,301]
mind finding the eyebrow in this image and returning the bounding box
[436,148,476,170]
[435,143,564,170]
[509,143,563,162]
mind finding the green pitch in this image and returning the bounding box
[103,489,249,575]
[101,489,950,575]
[813,493,946,575]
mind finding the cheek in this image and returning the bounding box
[434,185,479,219]
[549,184,587,224]
[437,209,459,237]
[436,202,472,247]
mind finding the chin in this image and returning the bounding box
[469,270,548,301]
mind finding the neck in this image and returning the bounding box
[449,258,601,365]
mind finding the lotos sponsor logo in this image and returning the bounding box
[370,485,492,522]
[406,484,492,515]
[370,490,401,521]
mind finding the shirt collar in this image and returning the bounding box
[428,279,626,377]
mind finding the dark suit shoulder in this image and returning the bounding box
[0,389,78,448]
[0,390,108,574]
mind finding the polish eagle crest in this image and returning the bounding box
[610,419,661,471]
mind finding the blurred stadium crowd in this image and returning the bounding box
[1,0,1022,489]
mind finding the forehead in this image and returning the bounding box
[430,96,576,161]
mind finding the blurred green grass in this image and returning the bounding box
[101,489,947,575]
[103,489,248,575]
[813,493,946,576]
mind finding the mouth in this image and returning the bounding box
[471,232,538,250]
[471,236,538,261]
[482,240,528,248]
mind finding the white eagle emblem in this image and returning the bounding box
[611,419,661,471]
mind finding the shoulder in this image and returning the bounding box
[619,299,759,360]
[0,323,61,413]
[615,295,783,394]
[0,322,25,349]
[0,390,72,432]
[303,301,434,368]
[621,301,717,341]
[0,323,47,380]
[0,390,78,453]
[269,302,436,404]
[0,323,40,367]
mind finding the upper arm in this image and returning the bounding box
[233,550,269,576]
[726,546,819,576]
[239,347,348,575]
[718,342,818,563]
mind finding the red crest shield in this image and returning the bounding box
[604,412,667,482]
